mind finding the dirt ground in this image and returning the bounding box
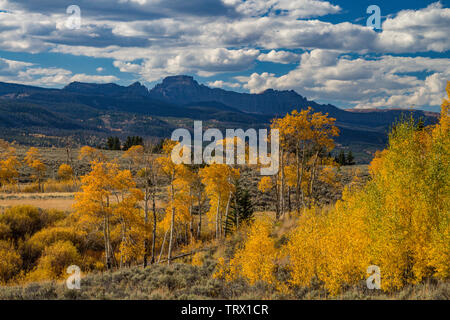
[0,192,166,211]
[0,193,75,211]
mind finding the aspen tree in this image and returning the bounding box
[199,164,240,240]
[24,147,46,192]
[123,144,161,266]
[57,163,74,181]
[156,140,181,264]
[74,160,143,270]
[0,140,20,187]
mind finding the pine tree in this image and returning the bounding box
[123,136,143,151]
[106,137,121,150]
[225,180,254,236]
[336,150,346,166]
[347,150,355,165]
[113,137,121,150]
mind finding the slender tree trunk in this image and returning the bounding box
[275,181,280,219]
[215,196,221,240]
[279,148,285,219]
[120,222,126,269]
[143,187,149,268]
[189,190,193,242]
[167,178,175,265]
[103,214,110,270]
[104,212,113,270]
[224,191,232,238]
[150,191,157,264]
[197,196,202,239]
[158,230,168,264]
[295,146,301,213]
[308,151,320,207]
[167,206,175,264]
[298,146,307,210]
[234,192,239,229]
[288,186,292,212]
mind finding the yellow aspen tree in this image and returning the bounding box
[0,240,22,284]
[156,139,182,264]
[226,218,278,285]
[110,169,144,268]
[199,164,240,241]
[74,161,116,269]
[26,240,81,281]
[78,146,106,162]
[192,170,206,239]
[57,163,74,181]
[0,140,21,187]
[270,108,339,214]
[258,175,280,215]
[285,208,327,288]
[124,144,162,266]
[75,159,144,269]
[24,147,46,192]
[175,164,196,242]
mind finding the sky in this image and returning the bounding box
[0,0,449,111]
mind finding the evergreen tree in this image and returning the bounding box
[335,150,346,166]
[106,137,121,150]
[123,136,143,151]
[347,150,355,165]
[106,137,114,150]
[225,180,254,235]
[113,137,121,150]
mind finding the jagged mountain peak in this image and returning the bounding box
[149,75,316,115]
[128,81,145,87]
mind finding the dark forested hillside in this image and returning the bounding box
[0,77,438,160]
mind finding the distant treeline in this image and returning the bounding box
[106,136,142,151]
[105,136,165,153]
[334,150,355,166]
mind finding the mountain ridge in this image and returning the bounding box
[0,76,439,161]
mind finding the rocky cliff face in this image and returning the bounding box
[149,75,323,115]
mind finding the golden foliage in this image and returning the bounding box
[57,164,74,181]
[74,160,144,268]
[78,146,106,162]
[199,164,240,237]
[27,240,81,281]
[0,140,20,187]
[258,176,273,193]
[259,107,340,216]
[221,87,450,295]
[24,147,46,190]
[0,240,22,284]
[216,218,278,285]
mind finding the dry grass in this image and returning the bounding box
[0,261,447,300]
[0,198,75,211]
[0,192,167,212]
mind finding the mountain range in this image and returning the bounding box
[0,75,439,162]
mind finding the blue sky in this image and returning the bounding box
[0,0,448,111]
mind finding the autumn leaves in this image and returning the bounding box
[216,83,450,295]
[258,107,340,218]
